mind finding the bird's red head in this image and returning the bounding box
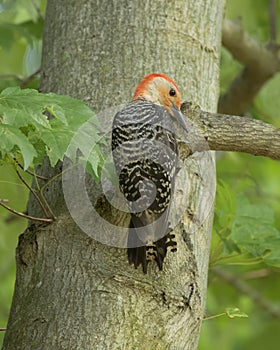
[133,73,181,109]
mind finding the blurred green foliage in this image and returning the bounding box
[0,0,45,90]
[0,0,280,349]
[199,1,280,349]
[0,164,29,346]
[0,0,46,345]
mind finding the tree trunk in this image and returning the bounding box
[3,0,223,349]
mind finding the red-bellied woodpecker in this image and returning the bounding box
[112,73,188,273]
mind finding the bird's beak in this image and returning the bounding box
[171,104,188,133]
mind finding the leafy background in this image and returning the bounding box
[0,0,280,348]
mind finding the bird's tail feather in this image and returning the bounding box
[127,218,177,273]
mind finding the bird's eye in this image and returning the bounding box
[169,88,177,97]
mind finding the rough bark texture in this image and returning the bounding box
[3,0,223,349]
[181,102,280,160]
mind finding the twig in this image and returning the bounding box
[39,192,57,220]
[39,164,75,193]
[0,74,22,81]
[0,198,9,203]
[0,200,53,223]
[0,328,7,331]
[15,169,50,219]
[13,159,48,181]
[0,69,41,89]
[20,69,41,89]
[31,0,44,20]
[181,102,280,161]
[13,159,56,219]
[269,0,277,42]
[243,269,272,280]
[211,267,280,320]
[203,312,227,321]
[219,19,280,115]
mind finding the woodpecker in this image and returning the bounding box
[111,73,188,273]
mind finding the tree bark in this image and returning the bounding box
[3,0,223,349]
[219,19,280,115]
[181,102,280,160]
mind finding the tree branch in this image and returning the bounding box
[13,159,48,181]
[219,19,280,115]
[0,199,53,223]
[19,69,41,88]
[269,0,277,42]
[0,69,41,88]
[211,267,280,320]
[181,102,280,160]
[15,169,50,219]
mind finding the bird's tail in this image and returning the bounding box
[127,217,177,273]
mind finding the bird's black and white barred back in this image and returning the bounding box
[112,99,181,272]
[111,73,188,273]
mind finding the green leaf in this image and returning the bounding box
[46,93,99,128]
[45,104,68,126]
[38,126,73,166]
[0,124,37,169]
[215,180,236,230]
[231,194,280,267]
[0,0,40,24]
[236,194,274,223]
[0,87,104,179]
[21,19,44,41]
[225,307,248,319]
[0,87,98,131]
[0,87,50,129]
[66,120,100,159]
